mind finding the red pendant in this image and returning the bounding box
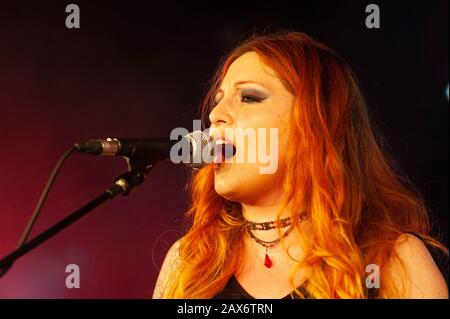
[264,252,272,268]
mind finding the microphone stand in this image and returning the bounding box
[0,157,153,277]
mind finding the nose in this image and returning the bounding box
[208,98,233,128]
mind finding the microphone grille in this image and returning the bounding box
[185,130,212,169]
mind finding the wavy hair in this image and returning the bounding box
[162,31,447,298]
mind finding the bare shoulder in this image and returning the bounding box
[388,233,448,298]
[152,239,182,299]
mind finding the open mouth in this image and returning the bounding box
[213,139,236,164]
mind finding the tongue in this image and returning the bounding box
[220,146,226,162]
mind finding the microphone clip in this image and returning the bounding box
[112,156,155,196]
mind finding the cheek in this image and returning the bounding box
[232,102,291,166]
[263,112,291,161]
[275,108,292,149]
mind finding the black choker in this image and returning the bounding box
[246,216,292,231]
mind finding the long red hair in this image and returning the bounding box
[163,31,447,298]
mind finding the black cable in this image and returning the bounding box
[0,146,77,278]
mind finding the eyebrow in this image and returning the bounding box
[217,80,270,94]
[232,80,269,89]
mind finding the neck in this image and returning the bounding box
[241,202,291,224]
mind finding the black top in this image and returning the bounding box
[213,235,448,299]
[213,275,311,299]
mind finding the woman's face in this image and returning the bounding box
[209,51,294,206]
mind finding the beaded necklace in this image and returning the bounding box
[245,215,306,268]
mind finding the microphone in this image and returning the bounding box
[74,130,212,169]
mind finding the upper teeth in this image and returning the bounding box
[215,139,227,145]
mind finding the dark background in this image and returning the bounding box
[0,1,448,298]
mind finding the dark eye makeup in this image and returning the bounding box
[240,88,268,104]
[213,87,268,106]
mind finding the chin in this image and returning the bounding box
[214,183,233,200]
[214,179,239,201]
[213,165,269,202]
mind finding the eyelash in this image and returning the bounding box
[240,94,265,104]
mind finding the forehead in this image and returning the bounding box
[221,51,283,90]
